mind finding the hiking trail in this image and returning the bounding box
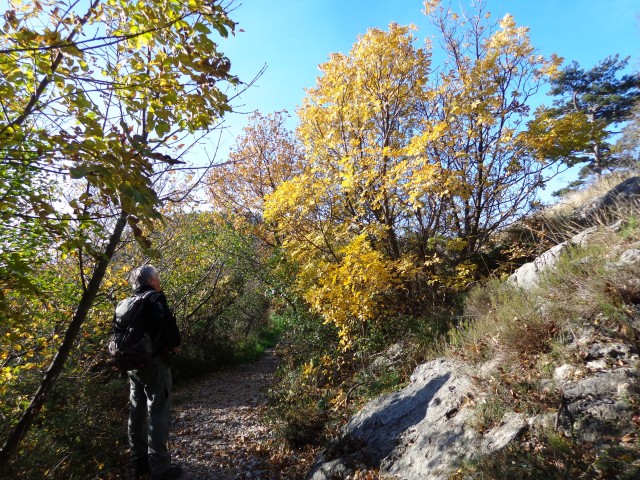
[170,349,316,479]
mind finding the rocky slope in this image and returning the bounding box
[308,177,640,480]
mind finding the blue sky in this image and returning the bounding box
[216,0,640,196]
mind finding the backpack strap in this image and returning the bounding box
[130,289,156,326]
[136,290,165,355]
[113,290,156,331]
[137,289,157,303]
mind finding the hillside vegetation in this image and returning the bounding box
[303,173,640,479]
[1,0,639,478]
[451,192,640,479]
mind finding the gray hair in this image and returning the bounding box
[130,265,158,289]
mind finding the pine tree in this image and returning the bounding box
[534,55,640,183]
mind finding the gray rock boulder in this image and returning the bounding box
[617,248,640,268]
[508,226,597,289]
[508,241,567,289]
[307,458,352,480]
[574,176,640,225]
[481,411,527,453]
[308,359,527,480]
[553,342,640,445]
[369,342,406,372]
[510,176,640,289]
[599,176,640,209]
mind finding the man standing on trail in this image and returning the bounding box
[126,265,182,480]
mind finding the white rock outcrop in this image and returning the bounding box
[508,226,596,289]
[308,359,527,480]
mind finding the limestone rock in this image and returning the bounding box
[618,248,640,267]
[553,353,640,445]
[369,342,405,372]
[508,242,567,289]
[554,364,577,382]
[600,176,640,209]
[308,359,527,480]
[307,458,351,480]
[481,411,527,453]
[574,176,640,225]
[586,342,637,361]
[509,176,640,290]
[507,226,599,289]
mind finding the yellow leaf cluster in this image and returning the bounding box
[300,234,397,348]
[520,109,606,162]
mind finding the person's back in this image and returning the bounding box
[109,289,158,371]
[132,285,180,357]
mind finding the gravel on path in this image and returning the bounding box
[170,350,316,479]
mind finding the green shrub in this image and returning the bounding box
[4,370,130,479]
[267,303,462,449]
[266,356,337,448]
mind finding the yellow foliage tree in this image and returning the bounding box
[265,9,561,348]
[265,24,437,346]
[304,234,400,348]
[295,23,436,262]
[423,4,562,255]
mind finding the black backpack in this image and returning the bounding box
[108,290,158,371]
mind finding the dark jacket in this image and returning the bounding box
[134,285,181,351]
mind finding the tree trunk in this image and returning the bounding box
[0,210,129,472]
[593,142,602,178]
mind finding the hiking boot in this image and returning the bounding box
[150,464,182,480]
[133,461,150,480]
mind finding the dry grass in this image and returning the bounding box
[446,212,640,469]
[446,175,640,479]
[548,169,640,217]
[452,428,640,480]
[448,207,640,401]
[450,280,557,365]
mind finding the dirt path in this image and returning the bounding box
[170,350,315,479]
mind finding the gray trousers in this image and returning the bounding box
[128,355,173,475]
